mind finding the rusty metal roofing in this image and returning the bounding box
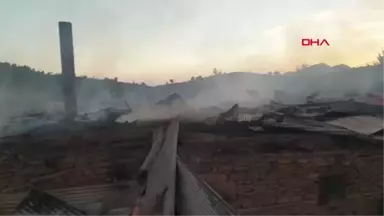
[327,115,384,135]
[176,159,236,216]
[14,189,85,215]
[0,182,139,215]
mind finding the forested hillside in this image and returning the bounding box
[0,51,382,119]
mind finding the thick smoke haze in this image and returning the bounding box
[0,0,383,84]
[0,0,383,128]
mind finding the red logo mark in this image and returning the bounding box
[301,39,330,47]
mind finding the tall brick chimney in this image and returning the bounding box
[58,21,77,119]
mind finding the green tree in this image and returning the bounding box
[376,50,383,65]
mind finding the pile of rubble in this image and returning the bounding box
[0,92,382,215]
[0,122,154,215]
[201,97,383,140]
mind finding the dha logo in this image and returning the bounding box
[301,38,330,47]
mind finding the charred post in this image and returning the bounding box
[58,21,77,119]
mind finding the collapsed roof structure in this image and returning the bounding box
[0,22,382,216]
[1,85,383,215]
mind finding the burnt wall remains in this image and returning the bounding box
[180,132,383,215]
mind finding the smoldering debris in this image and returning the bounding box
[0,111,62,137]
[155,93,184,106]
[0,89,383,215]
[117,93,197,123]
[0,99,132,138]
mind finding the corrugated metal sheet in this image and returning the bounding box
[217,104,239,123]
[138,120,179,215]
[263,117,356,136]
[237,113,262,122]
[0,181,138,215]
[14,189,85,215]
[327,116,384,135]
[104,207,131,215]
[176,159,236,216]
[137,120,236,215]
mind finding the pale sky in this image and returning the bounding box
[0,0,383,85]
